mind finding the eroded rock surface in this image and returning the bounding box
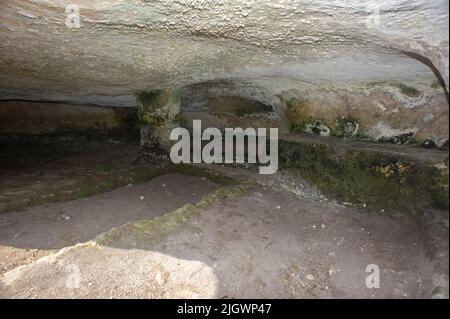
[0,1,448,144]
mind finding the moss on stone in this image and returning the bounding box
[103,163,114,172]
[95,202,199,246]
[284,98,341,137]
[136,90,172,125]
[395,83,421,98]
[333,116,359,138]
[137,91,171,112]
[0,155,242,214]
[428,162,449,210]
[353,128,371,140]
[284,98,313,132]
[303,120,331,136]
[379,132,415,145]
[431,80,441,89]
[136,89,181,150]
[279,140,449,213]
[95,183,251,246]
[0,163,172,213]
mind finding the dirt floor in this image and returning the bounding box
[0,141,448,298]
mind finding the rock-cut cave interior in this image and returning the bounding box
[0,0,448,300]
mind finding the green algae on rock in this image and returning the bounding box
[95,183,252,247]
[136,89,181,151]
[279,139,449,213]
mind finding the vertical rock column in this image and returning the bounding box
[136,89,181,154]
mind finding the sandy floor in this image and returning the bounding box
[0,142,448,298]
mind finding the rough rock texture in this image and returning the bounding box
[180,80,290,133]
[137,89,180,151]
[279,137,449,211]
[0,0,448,144]
[280,84,449,147]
